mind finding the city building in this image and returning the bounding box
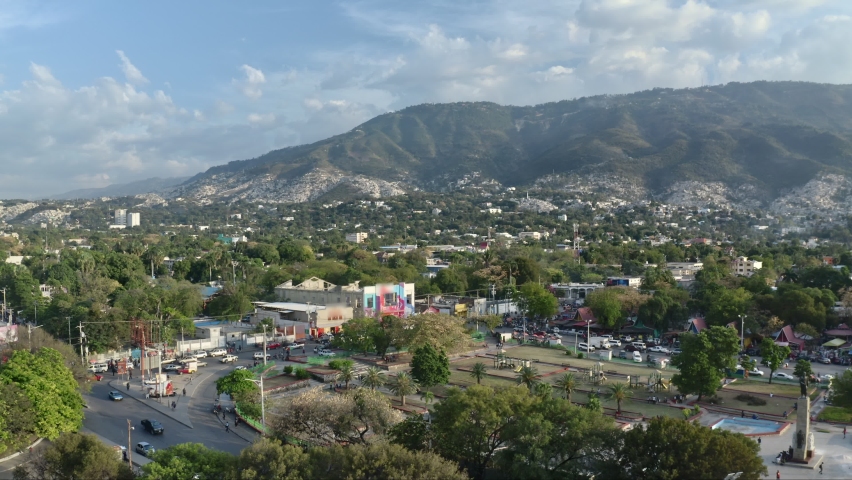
[253,301,354,338]
[518,232,542,240]
[274,277,415,318]
[550,283,605,301]
[127,212,141,227]
[345,232,369,243]
[731,256,763,277]
[114,209,127,226]
[606,276,642,288]
[665,262,704,276]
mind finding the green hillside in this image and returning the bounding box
[188,81,852,197]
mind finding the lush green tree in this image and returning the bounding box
[534,382,553,399]
[231,438,309,480]
[671,327,738,400]
[513,282,558,319]
[507,257,541,286]
[793,359,814,384]
[705,287,752,327]
[333,317,378,354]
[410,344,451,390]
[760,338,791,384]
[554,372,578,403]
[277,240,313,264]
[585,288,624,329]
[607,382,630,413]
[390,372,419,406]
[641,266,676,291]
[140,443,235,480]
[402,313,471,354]
[434,268,468,294]
[206,283,254,320]
[361,367,386,391]
[12,432,134,480]
[516,366,541,391]
[0,384,36,454]
[830,369,852,408]
[469,362,488,385]
[599,417,767,480]
[335,364,355,389]
[388,414,433,452]
[305,443,467,480]
[585,394,602,414]
[0,348,84,440]
[215,369,257,397]
[473,314,503,333]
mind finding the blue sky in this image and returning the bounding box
[1,0,851,198]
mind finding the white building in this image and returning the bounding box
[731,257,763,277]
[127,212,140,227]
[550,283,604,300]
[665,262,704,276]
[346,232,369,244]
[114,209,127,226]
[518,232,542,240]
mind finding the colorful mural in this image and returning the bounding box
[363,283,415,318]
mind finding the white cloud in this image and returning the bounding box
[116,50,149,85]
[238,64,266,99]
[247,112,275,124]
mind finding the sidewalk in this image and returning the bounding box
[108,369,219,429]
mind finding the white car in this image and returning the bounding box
[253,352,271,360]
[318,349,336,357]
[163,364,181,372]
[234,365,247,370]
[648,346,670,354]
[609,339,622,347]
[749,368,765,376]
[772,372,795,380]
[220,354,238,363]
[577,342,595,352]
[193,351,208,358]
[209,348,227,357]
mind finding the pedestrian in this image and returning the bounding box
[757,437,761,445]
[225,422,230,433]
[126,382,130,391]
[845,427,847,438]
[172,401,176,410]
[183,388,186,396]
[819,462,823,474]
[776,470,780,479]
[189,376,193,384]
[238,345,242,352]
[741,410,745,418]
[129,371,133,380]
[145,392,150,400]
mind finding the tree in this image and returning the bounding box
[760,337,790,384]
[140,443,235,480]
[215,369,257,397]
[554,372,577,403]
[333,317,378,354]
[831,369,852,408]
[361,367,386,391]
[513,282,558,319]
[469,362,487,385]
[671,327,738,400]
[516,366,541,391]
[0,384,36,454]
[585,288,624,329]
[13,432,134,480]
[585,394,602,413]
[420,389,436,405]
[508,257,540,286]
[305,443,467,480]
[434,268,468,294]
[231,438,309,480]
[534,382,553,399]
[270,387,402,446]
[388,414,433,452]
[607,382,630,413]
[410,344,450,390]
[390,372,419,406]
[335,364,355,390]
[599,417,767,480]
[705,287,752,327]
[402,313,471,354]
[0,348,84,440]
[473,314,502,333]
[793,359,814,384]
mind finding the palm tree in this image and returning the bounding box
[361,367,386,391]
[390,372,419,406]
[481,249,495,268]
[336,364,355,389]
[470,362,487,385]
[607,382,630,414]
[420,389,435,405]
[554,373,577,403]
[516,366,540,391]
[534,382,553,399]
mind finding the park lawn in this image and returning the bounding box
[506,346,677,381]
[571,390,684,419]
[817,406,852,423]
[448,369,517,389]
[725,379,802,397]
[707,388,798,416]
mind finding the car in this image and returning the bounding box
[141,419,164,435]
[550,333,562,339]
[749,368,765,376]
[193,351,208,358]
[318,349,336,357]
[291,339,305,347]
[253,352,271,360]
[108,391,124,401]
[621,335,634,343]
[234,365,247,370]
[772,372,795,380]
[163,364,181,372]
[267,342,282,350]
[577,342,595,352]
[818,357,832,364]
[618,350,629,360]
[648,346,669,353]
[209,348,227,357]
[135,442,155,457]
[195,361,207,367]
[609,339,622,347]
[88,363,109,373]
[220,355,238,363]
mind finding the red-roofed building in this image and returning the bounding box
[825,324,852,340]
[686,318,707,335]
[774,325,805,350]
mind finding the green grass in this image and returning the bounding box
[571,391,683,419]
[705,389,797,416]
[726,379,802,397]
[817,406,852,423]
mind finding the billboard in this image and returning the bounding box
[363,283,415,318]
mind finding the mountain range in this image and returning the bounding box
[51,177,190,200]
[111,81,852,209]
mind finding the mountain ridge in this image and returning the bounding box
[164,81,852,206]
[51,177,190,200]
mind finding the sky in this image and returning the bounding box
[1,0,851,199]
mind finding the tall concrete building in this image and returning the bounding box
[127,212,141,227]
[114,209,127,226]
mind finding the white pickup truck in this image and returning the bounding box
[220,354,238,363]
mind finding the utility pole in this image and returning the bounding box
[262,324,268,366]
[127,419,134,466]
[739,315,746,352]
[77,322,86,364]
[0,287,6,325]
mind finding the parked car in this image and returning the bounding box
[209,348,227,357]
[577,342,595,352]
[193,350,208,358]
[609,339,622,347]
[618,350,629,360]
[253,352,271,360]
[621,335,634,342]
[135,442,155,457]
[108,391,124,401]
[267,342,282,350]
[318,349,336,357]
[749,368,765,376]
[234,365,247,370]
[648,345,670,353]
[220,355,238,363]
[630,342,647,352]
[670,348,682,356]
[818,357,832,364]
[772,372,795,380]
[141,419,164,435]
[88,363,109,374]
[163,364,181,372]
[624,344,640,353]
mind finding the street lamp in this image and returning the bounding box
[246,376,266,429]
[739,315,746,352]
[126,419,135,466]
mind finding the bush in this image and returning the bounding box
[294,367,311,380]
[577,352,584,359]
[328,359,354,371]
[735,393,767,406]
[817,406,852,423]
[564,349,574,357]
[283,365,294,375]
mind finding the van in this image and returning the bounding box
[632,351,643,363]
[88,363,108,373]
[578,342,595,352]
[631,342,647,352]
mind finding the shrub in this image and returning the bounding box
[564,349,574,357]
[294,367,311,380]
[735,393,767,406]
[328,359,354,371]
[283,365,294,375]
[682,409,691,420]
[577,352,584,359]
